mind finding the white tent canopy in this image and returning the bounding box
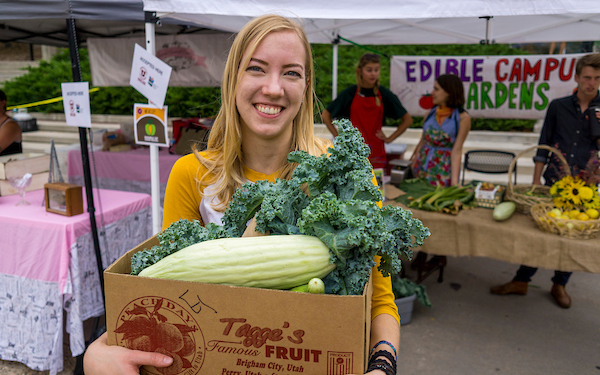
[0,0,207,47]
[144,0,600,45]
[144,0,600,99]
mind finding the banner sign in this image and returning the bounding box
[61,82,91,128]
[133,103,169,147]
[390,53,586,119]
[88,33,232,88]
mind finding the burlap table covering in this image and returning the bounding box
[386,197,600,273]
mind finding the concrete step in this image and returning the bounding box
[22,130,80,144]
[35,120,121,133]
[0,61,40,83]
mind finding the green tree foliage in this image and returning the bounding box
[1,48,221,118]
[2,43,535,131]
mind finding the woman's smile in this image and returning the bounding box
[255,104,283,115]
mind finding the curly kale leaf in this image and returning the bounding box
[221,178,309,236]
[288,119,382,202]
[297,192,384,295]
[297,191,429,295]
[253,179,310,235]
[221,180,272,237]
[130,219,228,275]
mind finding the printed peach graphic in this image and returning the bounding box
[152,322,185,353]
[114,297,205,375]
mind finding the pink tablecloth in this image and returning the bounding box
[68,147,179,183]
[0,188,150,291]
[0,188,152,375]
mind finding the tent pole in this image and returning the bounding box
[67,17,105,375]
[66,18,105,302]
[145,11,162,235]
[479,16,493,45]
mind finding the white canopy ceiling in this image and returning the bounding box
[144,0,600,45]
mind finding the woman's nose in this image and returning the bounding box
[262,74,284,97]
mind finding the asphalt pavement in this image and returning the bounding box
[397,254,600,375]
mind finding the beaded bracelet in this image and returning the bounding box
[366,358,395,375]
[369,340,397,361]
[369,350,397,372]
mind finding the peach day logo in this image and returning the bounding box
[114,297,206,375]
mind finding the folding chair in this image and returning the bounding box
[461,150,517,185]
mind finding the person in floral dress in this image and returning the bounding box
[411,74,471,186]
[410,74,471,277]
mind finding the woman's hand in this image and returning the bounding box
[83,332,173,375]
[375,129,390,143]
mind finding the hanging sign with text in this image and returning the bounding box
[390,53,585,119]
[61,82,92,128]
[130,44,172,108]
[133,103,169,147]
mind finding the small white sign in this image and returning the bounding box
[61,82,92,128]
[129,43,172,108]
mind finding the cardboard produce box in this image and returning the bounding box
[105,235,372,375]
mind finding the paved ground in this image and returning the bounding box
[398,255,600,375]
[1,253,598,375]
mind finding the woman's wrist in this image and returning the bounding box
[367,341,397,375]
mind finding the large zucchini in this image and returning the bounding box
[138,235,336,289]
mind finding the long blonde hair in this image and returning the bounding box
[355,53,381,106]
[194,14,331,211]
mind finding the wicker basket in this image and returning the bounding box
[505,145,569,214]
[531,203,600,239]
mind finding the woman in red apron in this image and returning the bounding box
[322,53,412,170]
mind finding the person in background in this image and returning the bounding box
[0,89,23,156]
[409,73,471,278]
[84,14,400,375]
[322,53,412,170]
[411,73,471,187]
[490,53,600,309]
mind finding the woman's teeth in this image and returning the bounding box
[256,105,282,115]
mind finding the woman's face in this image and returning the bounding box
[235,30,307,144]
[359,62,380,88]
[432,81,450,106]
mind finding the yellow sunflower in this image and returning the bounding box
[582,193,600,210]
[553,197,570,209]
[560,178,586,206]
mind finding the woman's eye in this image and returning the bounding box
[286,71,302,78]
[247,66,262,72]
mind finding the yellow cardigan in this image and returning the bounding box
[162,153,400,324]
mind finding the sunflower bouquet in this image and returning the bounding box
[549,175,600,211]
[531,151,600,238]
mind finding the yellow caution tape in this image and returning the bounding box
[7,87,100,110]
